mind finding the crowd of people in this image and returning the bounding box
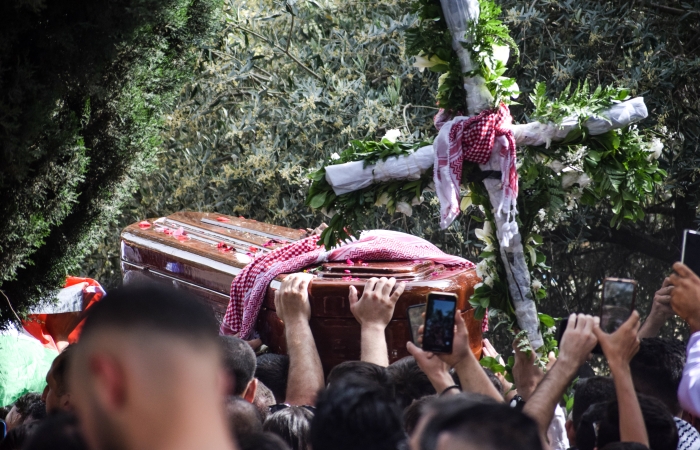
[3,261,700,450]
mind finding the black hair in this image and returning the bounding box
[630,338,686,414]
[219,335,257,396]
[51,344,77,396]
[482,367,503,396]
[264,405,314,450]
[0,422,40,450]
[327,361,394,399]
[572,376,616,428]
[12,393,42,418]
[254,381,277,422]
[576,402,609,450]
[403,395,435,436]
[311,376,406,450]
[24,399,46,423]
[419,396,541,450]
[21,413,87,450]
[255,354,290,403]
[386,357,436,410]
[225,396,263,439]
[237,432,292,450]
[597,394,678,450]
[80,283,219,344]
[600,443,650,450]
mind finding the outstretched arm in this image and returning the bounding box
[594,312,648,447]
[349,277,405,367]
[276,273,325,406]
[638,277,675,338]
[523,314,598,440]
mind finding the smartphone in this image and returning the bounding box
[600,277,637,334]
[421,292,458,354]
[682,230,700,277]
[407,304,426,345]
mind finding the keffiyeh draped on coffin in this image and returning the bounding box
[220,230,475,339]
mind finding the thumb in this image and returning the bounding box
[406,340,418,356]
[674,262,693,278]
[349,285,358,306]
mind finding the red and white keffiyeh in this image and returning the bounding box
[433,103,518,229]
[220,230,475,339]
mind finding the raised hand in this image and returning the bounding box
[274,273,315,324]
[406,340,455,394]
[669,262,700,333]
[349,277,405,330]
[639,276,675,338]
[593,311,641,371]
[558,313,599,369]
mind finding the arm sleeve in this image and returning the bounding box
[546,404,570,450]
[679,332,700,416]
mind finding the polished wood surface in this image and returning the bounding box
[121,212,483,370]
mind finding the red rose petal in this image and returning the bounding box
[216,217,230,222]
[344,269,351,274]
[138,221,151,229]
[346,259,355,266]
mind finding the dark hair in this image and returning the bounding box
[630,338,686,415]
[225,396,263,439]
[24,400,46,423]
[327,361,394,398]
[577,402,609,450]
[22,413,87,450]
[311,376,406,450]
[219,335,257,396]
[600,444,650,450]
[572,376,616,428]
[256,354,289,403]
[80,283,219,344]
[403,395,435,436]
[386,357,436,410]
[254,381,277,422]
[419,397,541,450]
[264,406,313,450]
[597,394,678,450]
[482,367,503,395]
[0,422,40,450]
[13,393,42,418]
[51,345,77,397]
[237,432,292,450]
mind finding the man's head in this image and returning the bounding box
[597,394,678,450]
[387,356,436,410]
[225,396,263,440]
[253,381,277,422]
[237,432,291,450]
[42,344,76,413]
[21,413,87,450]
[255,354,289,404]
[68,283,232,450]
[327,361,394,398]
[311,376,405,450]
[5,393,43,431]
[220,336,257,401]
[263,405,314,450]
[418,398,541,450]
[630,337,686,415]
[403,395,435,436]
[566,376,616,446]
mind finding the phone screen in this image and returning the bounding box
[682,230,700,277]
[422,293,457,354]
[600,279,637,334]
[407,304,426,345]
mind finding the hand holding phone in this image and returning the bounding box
[407,303,426,345]
[421,292,458,354]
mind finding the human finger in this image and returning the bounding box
[674,262,693,278]
[364,277,379,294]
[580,314,595,335]
[568,313,578,329]
[662,277,672,288]
[349,286,359,307]
[380,277,396,297]
[389,282,406,304]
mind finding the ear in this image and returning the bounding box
[88,354,126,411]
[565,419,576,447]
[60,393,73,412]
[243,378,258,403]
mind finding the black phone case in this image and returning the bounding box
[422,295,456,354]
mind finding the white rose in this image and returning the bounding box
[532,279,542,291]
[396,201,413,217]
[330,152,340,160]
[484,275,494,287]
[382,129,402,143]
[646,138,663,161]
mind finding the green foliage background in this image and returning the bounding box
[77,0,700,342]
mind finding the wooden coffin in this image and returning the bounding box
[120,212,483,372]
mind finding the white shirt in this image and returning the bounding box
[679,332,700,417]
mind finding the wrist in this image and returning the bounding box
[649,304,673,320]
[429,371,456,393]
[553,354,581,377]
[608,360,631,376]
[361,322,388,334]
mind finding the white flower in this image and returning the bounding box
[411,196,423,206]
[483,275,494,287]
[375,192,390,206]
[483,243,495,252]
[646,138,663,161]
[382,128,401,143]
[396,201,413,217]
[532,279,542,291]
[537,209,546,221]
[492,45,510,65]
[412,54,448,73]
[561,172,591,190]
[475,260,489,278]
[475,221,494,244]
[547,160,566,174]
[330,152,340,160]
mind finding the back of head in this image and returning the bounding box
[403,395,435,436]
[0,422,40,450]
[255,354,289,403]
[386,357,436,410]
[572,376,616,429]
[577,402,609,450]
[254,381,277,421]
[226,396,263,440]
[13,393,42,421]
[597,394,678,450]
[327,361,394,398]
[263,406,314,450]
[219,336,256,396]
[630,338,686,414]
[22,413,87,450]
[311,376,405,450]
[482,368,503,396]
[238,432,292,450]
[419,397,541,450]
